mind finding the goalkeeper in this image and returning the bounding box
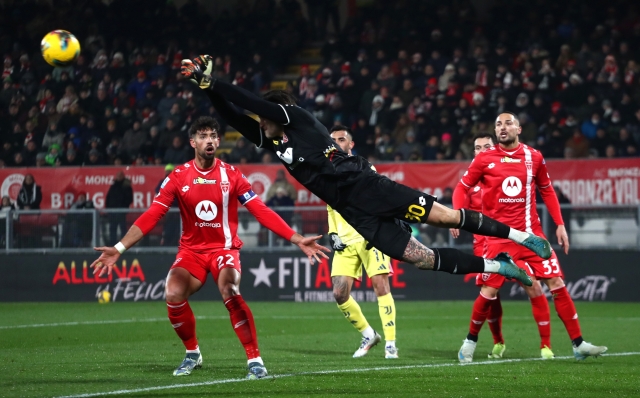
[180,55,551,286]
[328,125,398,360]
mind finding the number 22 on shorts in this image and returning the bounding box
[217,254,235,269]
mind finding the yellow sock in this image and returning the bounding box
[377,293,396,341]
[337,296,370,333]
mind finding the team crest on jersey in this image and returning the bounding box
[221,181,230,193]
[282,133,288,143]
[525,160,533,172]
[500,157,521,163]
[193,177,217,185]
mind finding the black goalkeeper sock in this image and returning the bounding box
[457,209,510,239]
[432,248,485,274]
[466,333,479,342]
[572,336,584,348]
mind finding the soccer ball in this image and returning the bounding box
[97,290,111,304]
[41,30,80,67]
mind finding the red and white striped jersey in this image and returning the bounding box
[139,159,258,251]
[459,143,554,243]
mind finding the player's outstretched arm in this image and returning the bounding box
[245,197,329,264]
[181,56,288,124]
[205,89,263,147]
[90,225,144,277]
[290,233,331,265]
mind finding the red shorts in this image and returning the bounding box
[472,235,486,258]
[475,240,563,288]
[171,249,242,285]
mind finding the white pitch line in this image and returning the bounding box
[54,352,640,398]
[2,315,640,330]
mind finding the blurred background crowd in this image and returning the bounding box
[1,0,639,169]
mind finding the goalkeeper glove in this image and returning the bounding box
[181,55,214,89]
[329,233,347,251]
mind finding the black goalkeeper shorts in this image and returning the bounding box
[335,170,436,259]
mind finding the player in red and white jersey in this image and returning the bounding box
[452,131,553,362]
[453,113,607,362]
[91,116,330,379]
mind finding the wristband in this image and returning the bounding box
[114,242,126,254]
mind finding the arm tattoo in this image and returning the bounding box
[401,237,435,270]
[332,276,351,304]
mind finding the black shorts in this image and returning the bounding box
[336,170,436,259]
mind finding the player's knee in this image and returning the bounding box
[165,287,188,303]
[219,283,240,300]
[545,277,565,291]
[371,275,390,296]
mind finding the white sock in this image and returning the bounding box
[186,346,200,354]
[483,259,501,273]
[385,340,396,348]
[248,356,263,366]
[508,228,529,243]
[362,326,375,339]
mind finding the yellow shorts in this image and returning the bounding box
[331,241,392,280]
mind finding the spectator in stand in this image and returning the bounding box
[105,171,133,245]
[163,136,191,165]
[229,136,258,164]
[266,169,298,204]
[565,129,590,158]
[61,192,95,247]
[616,128,639,157]
[121,121,147,161]
[17,174,42,210]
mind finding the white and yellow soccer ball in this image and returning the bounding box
[41,30,80,67]
[97,290,111,304]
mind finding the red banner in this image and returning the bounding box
[1,158,638,209]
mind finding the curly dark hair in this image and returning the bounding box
[189,116,220,137]
[263,90,297,105]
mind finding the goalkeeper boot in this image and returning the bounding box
[520,233,552,259]
[458,338,476,363]
[173,352,202,376]
[247,362,268,379]
[541,345,555,360]
[488,342,506,359]
[573,341,607,360]
[353,331,381,358]
[493,253,533,286]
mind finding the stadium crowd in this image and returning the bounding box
[1,0,639,168]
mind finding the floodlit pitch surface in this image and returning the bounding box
[1,301,638,397]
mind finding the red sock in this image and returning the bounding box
[469,293,493,337]
[224,295,260,359]
[530,295,551,348]
[167,300,198,350]
[486,295,504,344]
[551,286,582,340]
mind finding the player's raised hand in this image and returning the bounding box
[181,55,213,89]
[291,234,331,265]
[556,224,570,254]
[90,246,121,277]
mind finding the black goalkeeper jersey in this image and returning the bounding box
[206,81,373,207]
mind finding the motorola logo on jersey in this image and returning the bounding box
[195,200,217,221]
[501,176,522,197]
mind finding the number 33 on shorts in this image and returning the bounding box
[542,258,560,275]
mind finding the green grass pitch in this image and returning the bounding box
[1,301,638,397]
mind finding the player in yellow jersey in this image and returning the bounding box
[328,125,398,359]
